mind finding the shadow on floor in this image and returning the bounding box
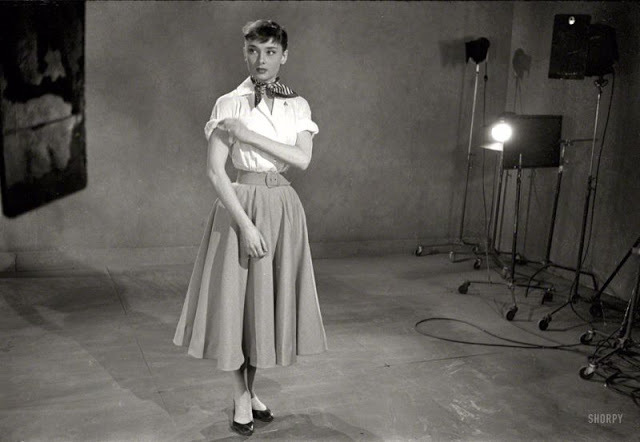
[202,410,382,441]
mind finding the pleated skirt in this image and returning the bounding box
[173,182,328,371]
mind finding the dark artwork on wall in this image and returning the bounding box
[0,1,86,218]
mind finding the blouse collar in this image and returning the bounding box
[234,77,256,96]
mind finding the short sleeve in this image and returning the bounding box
[204,96,236,141]
[294,97,319,137]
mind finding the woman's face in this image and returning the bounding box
[244,38,288,83]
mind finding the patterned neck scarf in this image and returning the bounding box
[251,77,298,106]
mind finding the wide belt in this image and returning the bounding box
[236,170,291,188]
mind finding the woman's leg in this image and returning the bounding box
[246,363,268,411]
[246,363,256,395]
[231,360,252,424]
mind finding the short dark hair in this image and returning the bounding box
[242,20,288,51]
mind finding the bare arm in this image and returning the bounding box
[207,130,268,258]
[243,129,313,170]
[217,119,313,170]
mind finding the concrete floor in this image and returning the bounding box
[1,254,639,441]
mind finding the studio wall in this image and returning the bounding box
[0,1,514,262]
[502,1,640,300]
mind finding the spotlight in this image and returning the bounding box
[479,119,514,151]
[491,120,513,143]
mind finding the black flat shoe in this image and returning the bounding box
[232,410,254,436]
[231,419,254,436]
[252,408,274,423]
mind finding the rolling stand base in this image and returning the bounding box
[579,246,640,404]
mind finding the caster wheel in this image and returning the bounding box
[449,251,456,262]
[579,366,595,380]
[580,330,594,345]
[542,290,554,304]
[472,245,480,254]
[538,317,550,331]
[473,258,481,270]
[458,281,470,294]
[505,306,518,321]
[590,303,603,318]
[415,245,423,256]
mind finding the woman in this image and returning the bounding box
[173,20,327,436]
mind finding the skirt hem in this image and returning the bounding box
[175,343,328,371]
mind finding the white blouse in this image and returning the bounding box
[204,77,319,173]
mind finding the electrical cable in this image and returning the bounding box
[415,317,583,349]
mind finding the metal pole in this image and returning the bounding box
[458,63,480,241]
[571,80,604,300]
[491,149,505,250]
[511,155,523,283]
[544,141,566,263]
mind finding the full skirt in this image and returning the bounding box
[173,183,327,370]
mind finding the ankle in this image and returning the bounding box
[233,390,250,403]
[251,394,267,411]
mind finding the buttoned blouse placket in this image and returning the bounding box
[252,96,286,172]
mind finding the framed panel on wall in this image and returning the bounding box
[0,1,86,218]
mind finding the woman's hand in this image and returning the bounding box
[240,223,269,259]
[217,118,253,144]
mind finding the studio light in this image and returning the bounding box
[465,37,491,64]
[479,119,513,151]
[491,120,513,143]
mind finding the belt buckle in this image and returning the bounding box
[266,172,279,188]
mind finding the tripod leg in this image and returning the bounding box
[588,236,640,318]
[579,247,640,381]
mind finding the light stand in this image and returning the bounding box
[579,244,640,389]
[479,140,511,275]
[458,153,554,321]
[537,76,608,330]
[586,236,640,319]
[522,138,600,303]
[414,65,481,261]
[488,147,508,268]
[420,62,483,263]
[579,236,640,345]
[456,62,482,252]
[415,38,490,263]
